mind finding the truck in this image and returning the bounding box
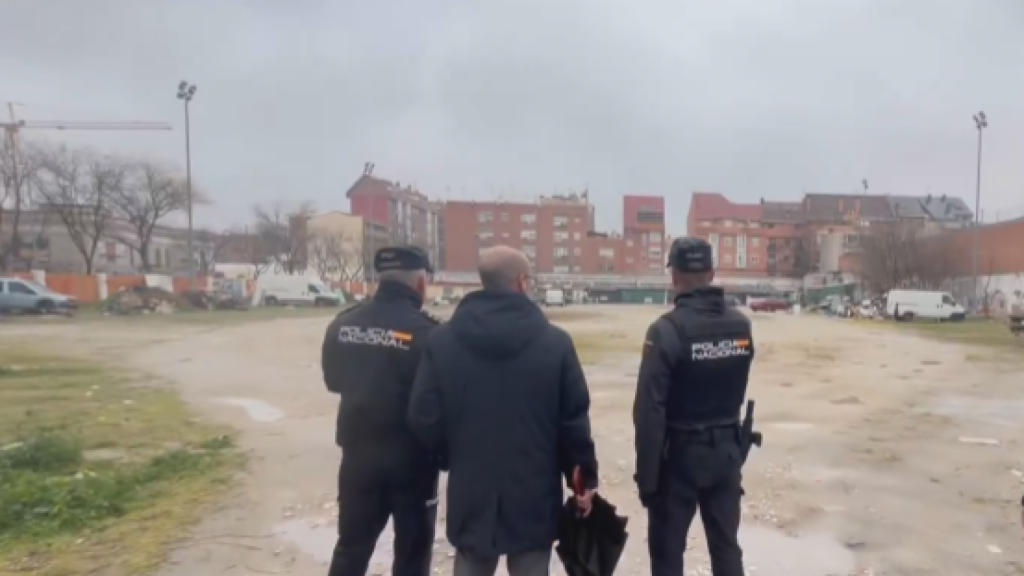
[885,289,965,322]
[544,289,565,307]
[256,275,339,307]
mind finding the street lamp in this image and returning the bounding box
[177,81,198,289]
[971,111,987,309]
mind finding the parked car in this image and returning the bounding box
[749,298,791,313]
[0,277,78,314]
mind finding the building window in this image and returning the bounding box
[479,231,494,241]
[523,245,536,257]
[750,255,760,265]
[573,247,581,256]
[649,231,662,243]
[648,248,662,259]
[554,246,569,258]
[554,231,569,242]
[501,232,510,238]
[599,247,615,258]
[573,217,581,224]
[626,239,634,247]
[737,235,746,250]
[626,257,634,264]
[723,236,733,247]
[723,220,734,228]
[736,254,747,269]
[500,212,509,222]
[751,237,760,247]
[553,265,570,273]
[724,254,733,264]
[521,213,536,224]
[521,229,537,241]
[700,221,711,227]
[573,232,581,241]
[478,211,493,223]
[553,215,569,228]
[572,265,581,272]
[599,263,615,272]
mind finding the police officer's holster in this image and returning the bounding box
[329,447,439,576]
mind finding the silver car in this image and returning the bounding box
[0,277,78,314]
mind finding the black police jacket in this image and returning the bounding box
[632,286,755,494]
[321,281,441,471]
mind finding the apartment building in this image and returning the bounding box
[345,163,442,268]
[443,194,593,273]
[686,191,974,279]
[1,207,201,274]
[441,192,669,275]
[622,195,668,275]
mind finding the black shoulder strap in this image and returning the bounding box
[654,314,684,358]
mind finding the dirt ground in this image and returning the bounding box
[3,306,1022,575]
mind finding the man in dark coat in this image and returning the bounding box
[408,245,599,576]
[322,246,443,576]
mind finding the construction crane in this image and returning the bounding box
[1,102,172,209]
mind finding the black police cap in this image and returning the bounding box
[373,246,434,274]
[666,237,714,273]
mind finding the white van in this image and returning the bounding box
[544,289,565,307]
[257,275,339,307]
[886,289,965,322]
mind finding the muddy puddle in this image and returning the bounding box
[740,525,855,575]
[213,397,285,422]
[929,395,1024,428]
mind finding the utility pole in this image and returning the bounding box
[971,111,987,311]
[177,81,198,289]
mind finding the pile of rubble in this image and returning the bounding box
[103,285,251,315]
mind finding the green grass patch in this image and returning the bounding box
[570,332,637,365]
[886,318,1023,352]
[0,349,240,575]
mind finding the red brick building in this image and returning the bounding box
[441,192,670,275]
[345,163,442,268]
[442,194,594,273]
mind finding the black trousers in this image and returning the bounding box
[647,427,744,576]
[328,456,439,576]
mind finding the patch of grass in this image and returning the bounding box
[570,331,636,365]
[0,349,240,575]
[67,304,343,326]
[885,318,1024,354]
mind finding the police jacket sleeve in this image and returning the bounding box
[321,318,343,394]
[408,341,444,454]
[633,319,674,494]
[558,334,599,490]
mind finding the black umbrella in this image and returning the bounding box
[555,469,629,576]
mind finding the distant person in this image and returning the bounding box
[408,245,598,576]
[633,237,756,576]
[322,246,443,576]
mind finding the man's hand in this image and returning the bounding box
[575,489,596,517]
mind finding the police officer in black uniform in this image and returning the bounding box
[323,246,443,576]
[633,237,756,576]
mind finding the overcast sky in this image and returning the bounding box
[3,0,1023,234]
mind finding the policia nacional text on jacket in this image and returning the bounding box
[632,237,757,576]
[321,246,443,576]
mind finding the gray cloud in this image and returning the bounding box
[3,0,1023,232]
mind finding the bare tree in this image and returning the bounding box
[33,146,123,274]
[859,222,956,294]
[108,161,189,272]
[306,230,366,282]
[194,228,232,274]
[252,200,314,274]
[0,135,38,270]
